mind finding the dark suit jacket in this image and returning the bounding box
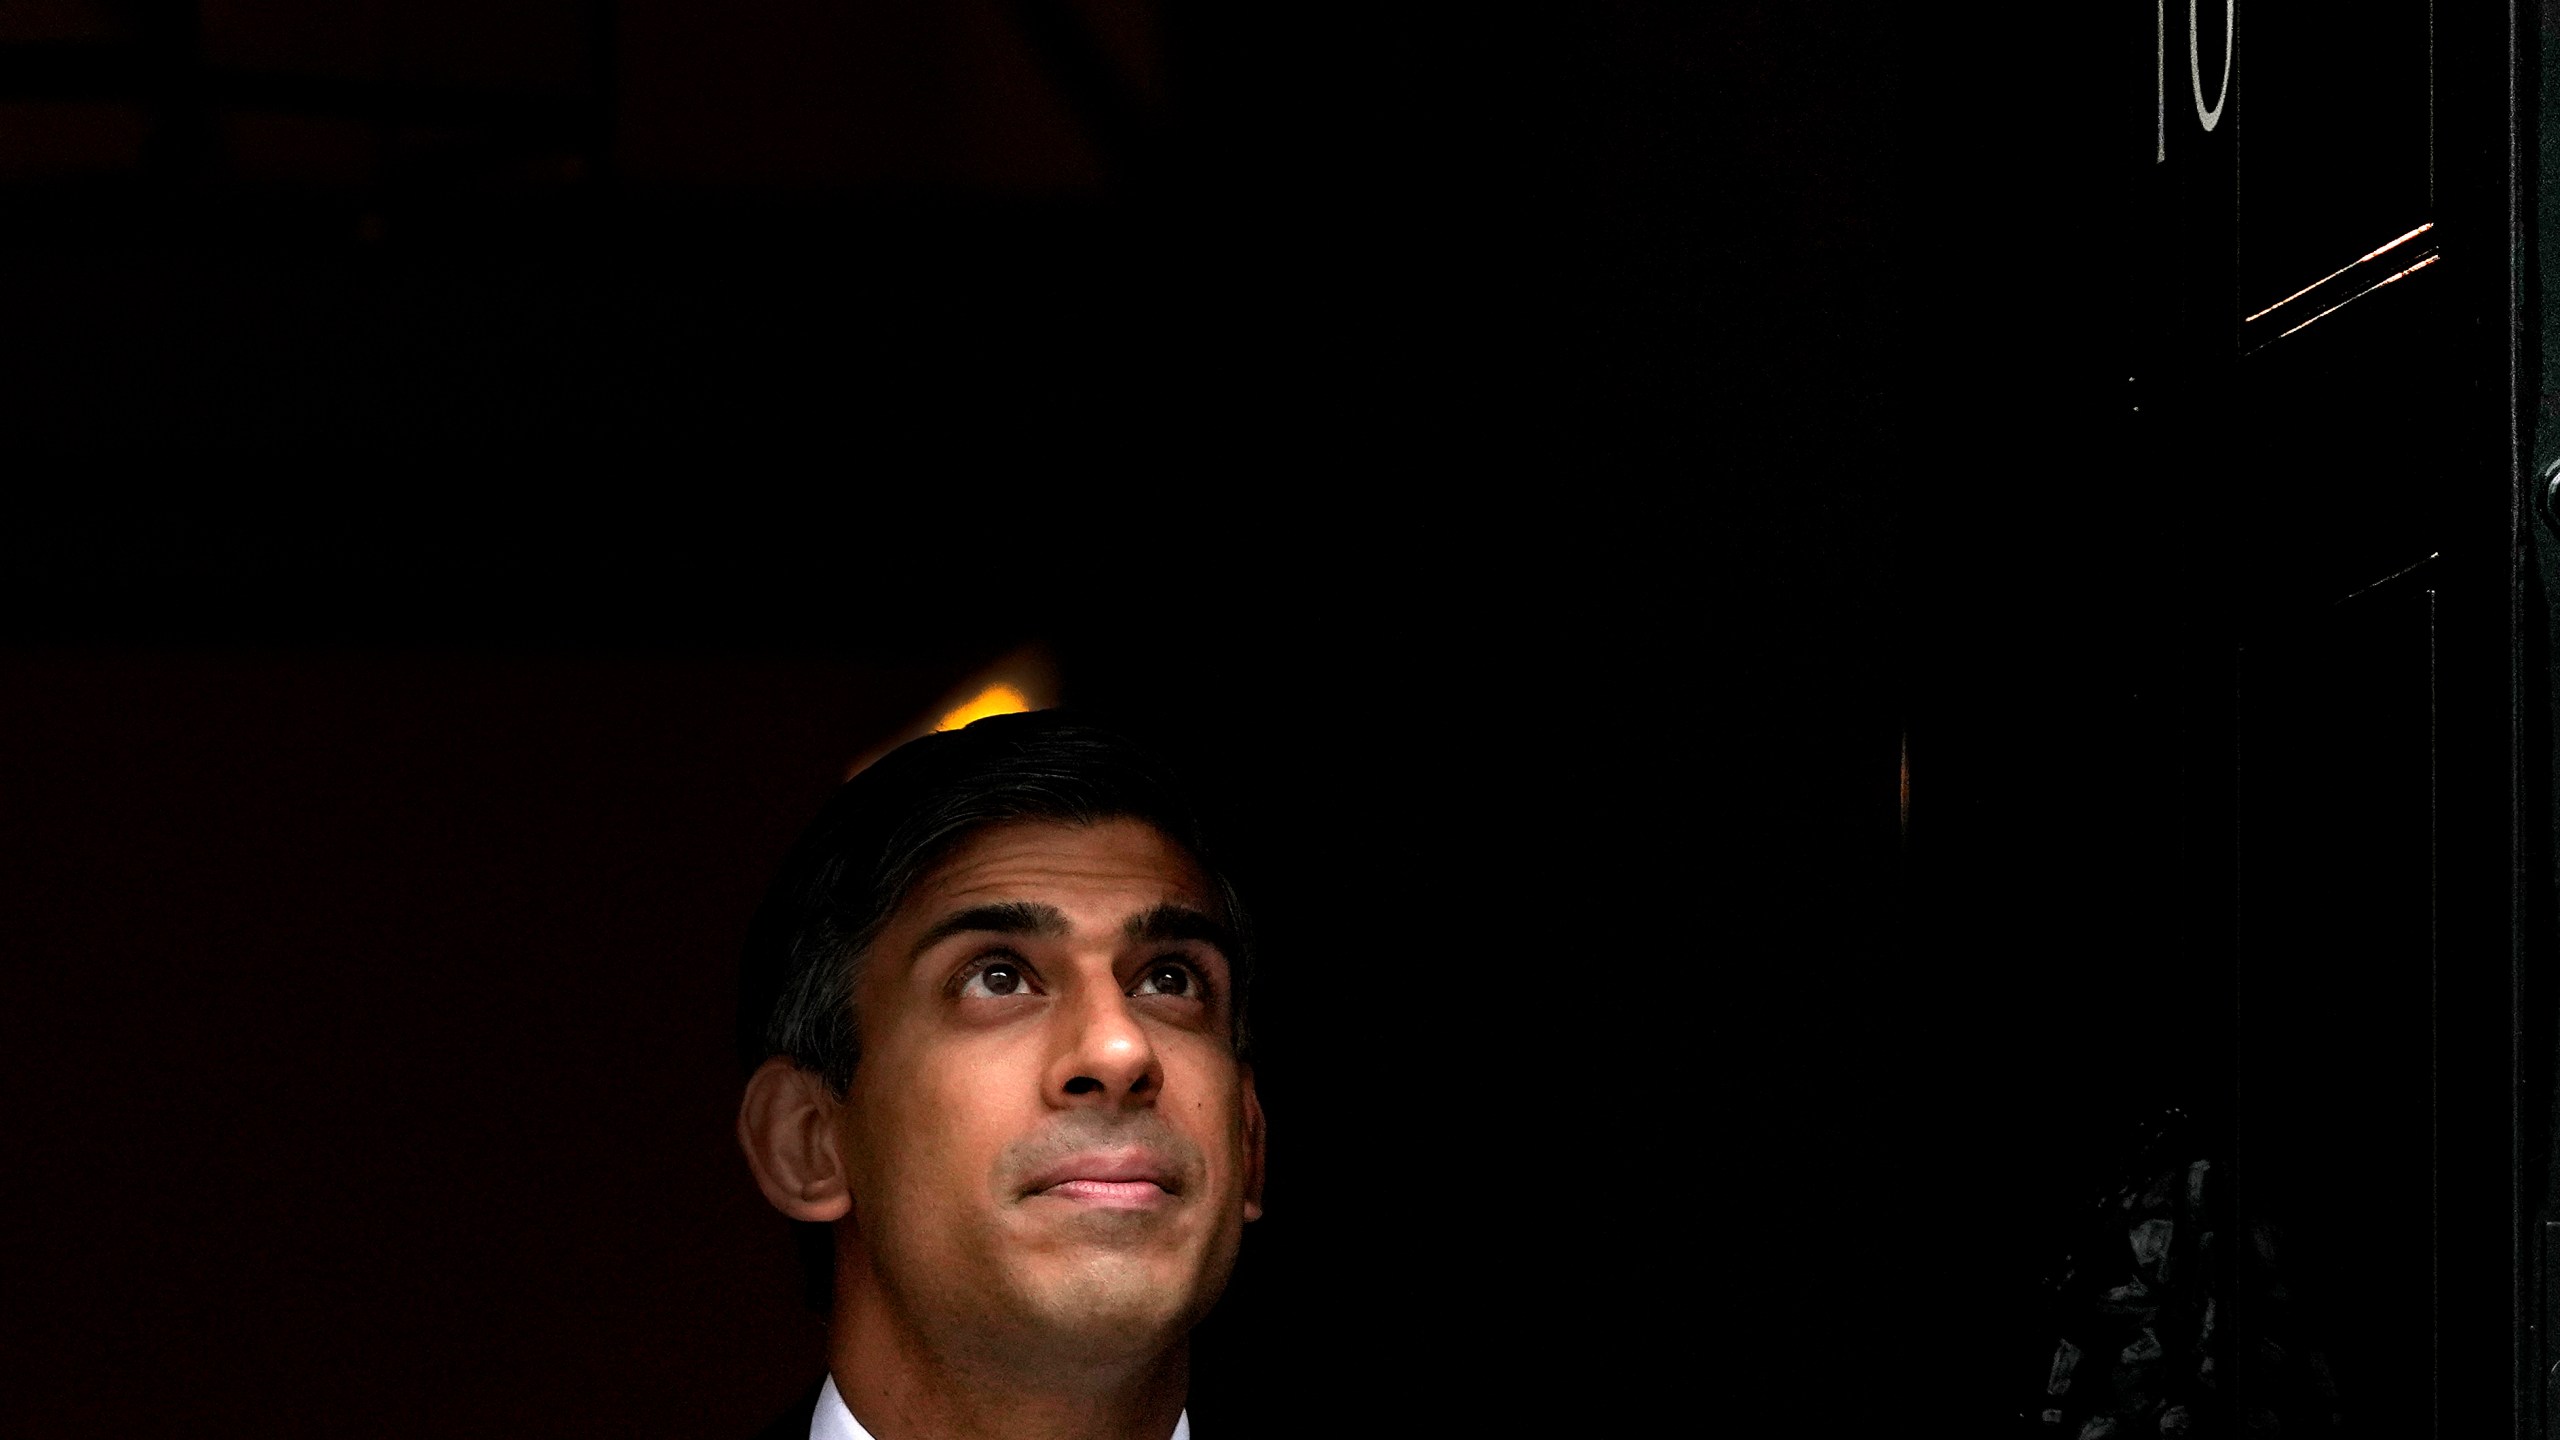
[749,1378,824,1440]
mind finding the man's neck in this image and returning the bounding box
[827,1281,1189,1440]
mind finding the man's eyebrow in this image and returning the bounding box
[908,902,1070,959]
[1124,902,1239,958]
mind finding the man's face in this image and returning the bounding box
[835,817,1263,1372]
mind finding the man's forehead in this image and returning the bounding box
[906,818,1218,921]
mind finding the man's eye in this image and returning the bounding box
[1131,961,1199,999]
[961,962,1032,998]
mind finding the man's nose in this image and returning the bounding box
[1044,977,1161,1106]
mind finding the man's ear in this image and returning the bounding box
[737,1056,854,1222]
[1240,1063,1266,1223]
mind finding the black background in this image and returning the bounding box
[5,0,2457,1433]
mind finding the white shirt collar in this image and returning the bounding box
[812,1372,1191,1440]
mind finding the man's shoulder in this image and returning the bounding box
[747,1377,823,1440]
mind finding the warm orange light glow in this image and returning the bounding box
[936,683,1032,731]
[1899,731,1910,840]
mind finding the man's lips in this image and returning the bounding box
[1041,1179,1169,1205]
[1020,1149,1180,1206]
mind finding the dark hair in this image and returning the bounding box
[737,709,1255,1095]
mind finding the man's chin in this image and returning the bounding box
[971,1208,1243,1367]
[1000,1260,1208,1354]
